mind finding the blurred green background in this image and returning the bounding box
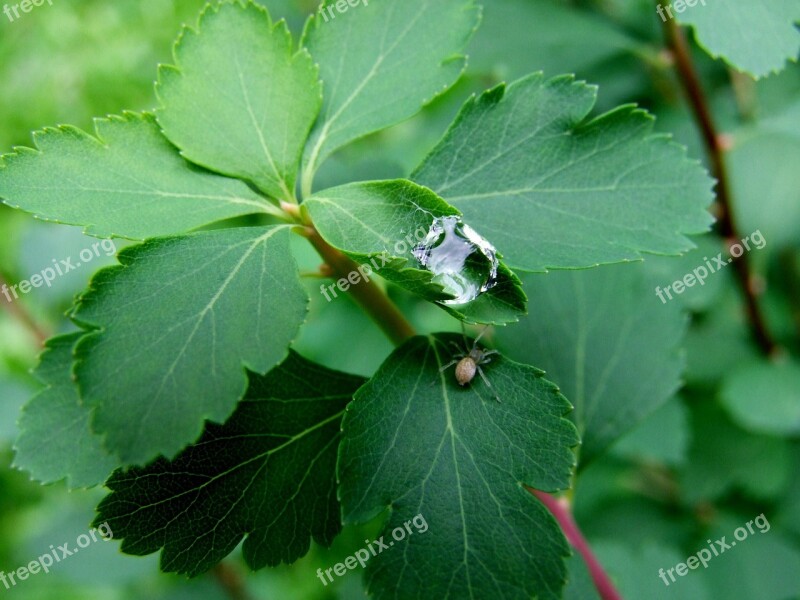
[1,0,798,598]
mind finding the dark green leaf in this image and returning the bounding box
[338,334,579,599]
[94,351,364,576]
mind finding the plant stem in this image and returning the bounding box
[299,225,417,345]
[530,489,623,600]
[0,272,49,346]
[662,16,778,356]
[289,207,620,599]
[212,562,254,600]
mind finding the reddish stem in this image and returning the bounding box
[0,272,49,346]
[530,489,623,600]
[662,16,777,356]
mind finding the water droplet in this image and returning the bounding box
[412,216,499,304]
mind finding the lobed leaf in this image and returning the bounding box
[71,225,308,466]
[306,179,527,324]
[301,0,481,188]
[677,0,800,78]
[412,73,714,272]
[157,1,322,201]
[0,113,270,240]
[94,351,364,576]
[13,333,119,488]
[338,334,579,599]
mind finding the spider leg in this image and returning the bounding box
[438,359,459,373]
[448,340,464,354]
[477,366,501,403]
[431,358,460,387]
[471,325,490,350]
[481,350,500,364]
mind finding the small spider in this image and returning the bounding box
[439,328,501,402]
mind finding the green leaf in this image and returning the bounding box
[777,445,800,539]
[563,552,601,600]
[71,225,308,466]
[338,334,579,600]
[611,397,689,467]
[412,74,714,272]
[94,351,364,576]
[300,0,481,188]
[682,402,791,503]
[13,333,119,488]
[468,0,636,81]
[156,1,321,202]
[720,360,800,436]
[593,541,712,600]
[699,512,800,598]
[683,287,761,385]
[729,111,800,250]
[678,0,800,78]
[495,263,687,464]
[305,179,527,324]
[0,113,272,240]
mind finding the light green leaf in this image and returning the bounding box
[338,334,579,600]
[495,263,687,464]
[301,0,480,189]
[413,74,714,272]
[720,360,800,436]
[0,113,272,240]
[305,179,527,324]
[729,111,800,251]
[678,0,800,78]
[71,225,308,465]
[93,351,364,576]
[13,333,119,488]
[156,1,321,202]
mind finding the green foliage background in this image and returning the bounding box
[0,0,798,598]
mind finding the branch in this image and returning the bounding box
[662,16,778,356]
[0,272,49,346]
[530,489,623,600]
[295,221,417,346]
